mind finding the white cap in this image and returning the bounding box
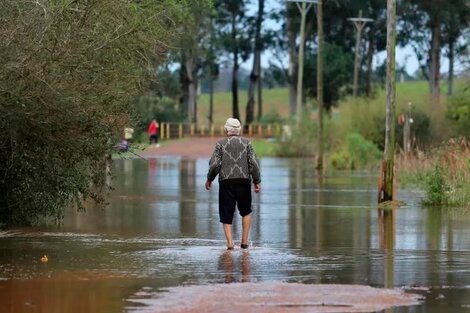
[224,118,241,135]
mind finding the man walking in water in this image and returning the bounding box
[205,118,261,250]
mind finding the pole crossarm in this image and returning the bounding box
[347,17,374,22]
[348,17,374,32]
[286,0,318,3]
[287,0,317,14]
[348,10,373,32]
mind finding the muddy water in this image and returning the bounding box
[1,158,470,313]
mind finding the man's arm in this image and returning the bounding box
[247,142,261,188]
[206,143,222,189]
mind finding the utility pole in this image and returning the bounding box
[316,0,324,170]
[287,0,317,124]
[379,0,396,203]
[348,11,373,98]
[208,16,215,128]
[403,102,412,155]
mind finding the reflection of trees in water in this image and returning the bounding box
[287,161,373,251]
[179,159,197,234]
[288,160,303,249]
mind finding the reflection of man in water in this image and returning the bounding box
[219,251,234,283]
[206,118,261,250]
[218,250,250,283]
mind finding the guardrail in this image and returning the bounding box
[159,123,283,140]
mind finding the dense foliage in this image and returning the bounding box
[447,87,470,137]
[0,0,184,225]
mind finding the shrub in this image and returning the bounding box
[275,112,317,157]
[259,109,284,124]
[132,96,186,130]
[0,0,184,225]
[422,165,450,206]
[398,138,470,207]
[447,87,470,137]
[330,133,382,170]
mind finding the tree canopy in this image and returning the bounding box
[0,0,186,225]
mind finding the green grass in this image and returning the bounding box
[251,139,278,157]
[198,88,290,126]
[197,80,467,128]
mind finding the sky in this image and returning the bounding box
[241,0,462,76]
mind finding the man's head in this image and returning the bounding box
[224,118,241,136]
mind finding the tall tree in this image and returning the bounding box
[399,0,465,108]
[206,13,220,127]
[215,0,250,121]
[179,0,213,125]
[245,0,265,125]
[442,0,470,96]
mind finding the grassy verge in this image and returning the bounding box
[398,139,470,207]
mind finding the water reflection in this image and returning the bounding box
[218,250,251,283]
[379,208,395,290]
[1,158,470,312]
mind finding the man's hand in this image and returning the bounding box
[254,183,261,193]
[205,179,212,191]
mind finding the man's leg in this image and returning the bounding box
[220,184,236,249]
[237,183,252,248]
[223,223,234,249]
[241,213,251,246]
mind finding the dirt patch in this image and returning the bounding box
[130,282,421,313]
[141,137,221,159]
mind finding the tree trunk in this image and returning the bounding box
[185,57,197,124]
[208,16,215,127]
[257,53,263,121]
[429,17,441,109]
[208,73,214,127]
[379,0,397,203]
[231,12,240,120]
[245,57,258,125]
[447,38,454,96]
[366,36,375,97]
[287,6,297,117]
[246,0,264,125]
[179,58,189,118]
[315,0,324,170]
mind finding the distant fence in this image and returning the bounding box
[159,123,283,140]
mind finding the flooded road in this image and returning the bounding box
[1,158,470,312]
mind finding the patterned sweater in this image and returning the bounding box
[207,136,261,185]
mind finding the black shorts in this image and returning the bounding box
[219,183,252,224]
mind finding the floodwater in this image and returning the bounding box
[1,157,470,313]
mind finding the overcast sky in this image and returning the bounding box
[242,0,463,76]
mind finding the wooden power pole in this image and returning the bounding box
[348,11,373,99]
[287,0,316,124]
[379,0,396,203]
[316,0,324,170]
